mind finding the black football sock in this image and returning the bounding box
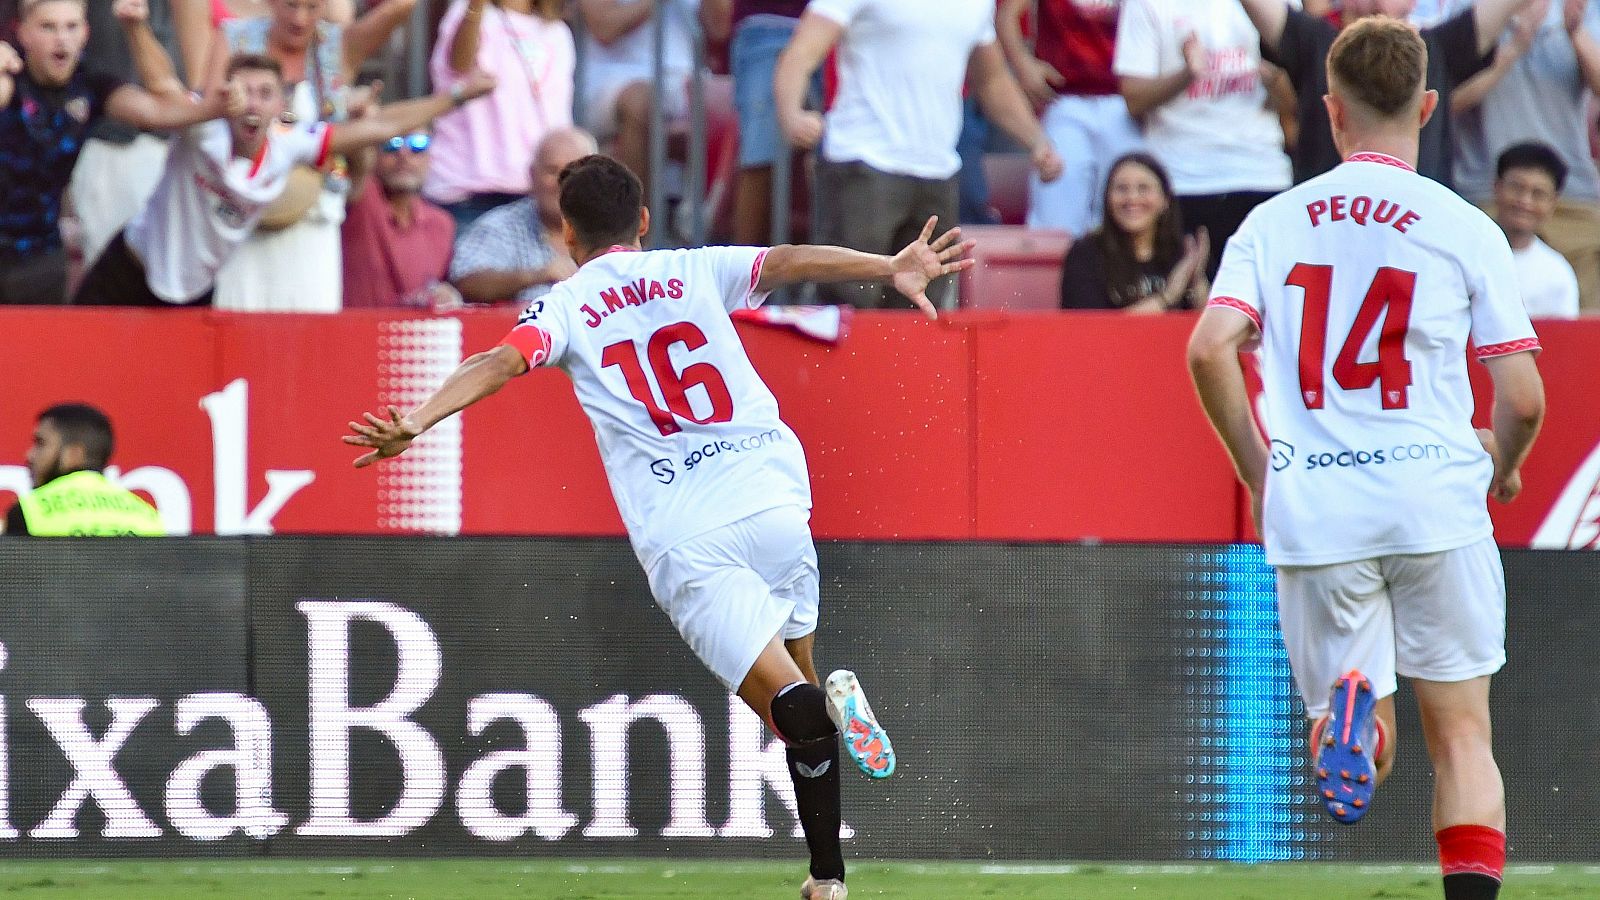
[772,682,844,882]
[1442,874,1501,900]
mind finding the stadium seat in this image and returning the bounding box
[957,225,1071,311]
[982,153,1033,226]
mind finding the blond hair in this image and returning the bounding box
[1327,16,1428,119]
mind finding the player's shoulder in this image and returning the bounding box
[1252,163,1500,239]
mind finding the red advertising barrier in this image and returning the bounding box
[1,309,1595,547]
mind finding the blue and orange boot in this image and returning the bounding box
[825,670,896,779]
[1313,670,1380,824]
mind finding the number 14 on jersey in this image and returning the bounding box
[1287,263,1416,411]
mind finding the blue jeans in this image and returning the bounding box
[957,97,999,225]
[731,15,819,169]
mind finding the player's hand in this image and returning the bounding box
[1182,33,1208,81]
[889,216,977,319]
[0,42,19,75]
[1016,55,1066,109]
[1249,488,1264,540]
[113,0,149,26]
[779,109,824,150]
[1031,140,1065,184]
[1476,427,1524,503]
[1490,469,1523,504]
[344,405,423,467]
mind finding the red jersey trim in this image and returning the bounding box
[313,124,335,170]
[1207,296,1263,332]
[1347,152,1416,173]
[500,323,553,369]
[247,140,269,179]
[1475,337,1541,359]
[745,248,770,309]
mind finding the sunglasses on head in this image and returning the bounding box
[383,133,431,153]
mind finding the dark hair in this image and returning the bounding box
[1095,152,1185,307]
[1496,141,1568,193]
[226,52,284,83]
[1327,16,1427,118]
[558,155,644,250]
[38,403,113,470]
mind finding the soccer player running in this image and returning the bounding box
[344,154,974,900]
[1188,17,1543,900]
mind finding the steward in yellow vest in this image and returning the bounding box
[14,470,164,536]
[4,403,164,537]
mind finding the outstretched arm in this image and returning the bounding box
[117,0,186,98]
[755,217,977,318]
[344,345,528,466]
[104,0,237,128]
[328,71,495,155]
[1187,307,1269,527]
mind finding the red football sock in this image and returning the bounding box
[1436,824,1506,881]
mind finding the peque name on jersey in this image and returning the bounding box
[578,277,687,328]
[1305,194,1421,233]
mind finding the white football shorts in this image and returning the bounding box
[645,504,820,691]
[1276,536,1507,719]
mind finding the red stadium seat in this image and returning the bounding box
[982,153,1033,226]
[957,225,1071,311]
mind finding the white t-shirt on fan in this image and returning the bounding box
[1511,236,1579,319]
[808,0,997,181]
[500,245,811,570]
[126,118,332,303]
[1209,153,1539,567]
[1113,0,1292,196]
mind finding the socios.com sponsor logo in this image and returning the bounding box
[1270,440,1295,472]
[1300,442,1449,471]
[683,430,783,472]
[649,431,785,484]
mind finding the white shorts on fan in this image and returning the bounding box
[1276,536,1507,719]
[645,504,820,691]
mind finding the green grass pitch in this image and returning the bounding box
[0,860,1595,898]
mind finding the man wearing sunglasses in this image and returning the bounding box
[341,128,460,308]
[71,54,494,306]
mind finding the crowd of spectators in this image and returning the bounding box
[0,0,1597,318]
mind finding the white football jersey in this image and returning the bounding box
[501,246,811,569]
[1209,153,1540,566]
[127,118,332,302]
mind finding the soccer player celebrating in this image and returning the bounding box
[1188,17,1543,900]
[344,155,974,900]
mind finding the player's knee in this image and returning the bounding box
[770,681,835,746]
